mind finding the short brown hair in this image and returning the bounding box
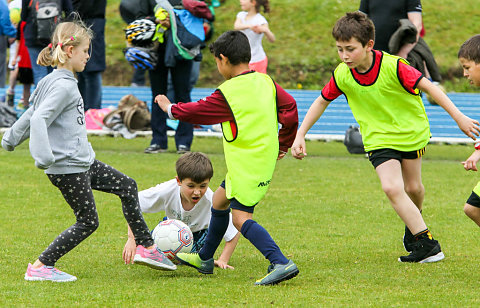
[332,11,375,47]
[176,152,213,183]
[458,34,480,64]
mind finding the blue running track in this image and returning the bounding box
[3,86,480,143]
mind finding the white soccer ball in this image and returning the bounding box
[151,219,193,260]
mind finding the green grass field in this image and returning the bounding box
[2,136,480,306]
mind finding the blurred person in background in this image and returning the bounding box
[72,0,107,110]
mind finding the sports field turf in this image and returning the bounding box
[1,136,480,306]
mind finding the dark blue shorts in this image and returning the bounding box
[220,180,257,213]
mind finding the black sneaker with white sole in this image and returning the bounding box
[398,238,445,263]
[403,225,415,252]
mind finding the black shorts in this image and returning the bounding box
[17,67,33,85]
[467,191,480,208]
[220,180,257,213]
[368,147,426,168]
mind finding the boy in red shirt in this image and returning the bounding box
[292,12,480,263]
[458,35,480,227]
[156,30,299,285]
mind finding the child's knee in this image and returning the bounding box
[404,182,424,196]
[90,217,100,232]
[118,177,138,198]
[381,182,403,198]
[464,203,479,219]
[233,216,249,231]
[80,215,99,233]
[233,218,244,231]
[125,177,137,190]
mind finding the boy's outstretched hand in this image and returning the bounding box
[462,150,480,171]
[456,114,480,140]
[291,136,307,160]
[155,95,172,113]
[214,259,234,270]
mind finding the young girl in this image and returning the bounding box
[234,0,275,74]
[1,20,176,282]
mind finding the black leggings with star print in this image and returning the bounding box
[39,160,154,266]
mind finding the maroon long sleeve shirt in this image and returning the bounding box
[168,72,298,152]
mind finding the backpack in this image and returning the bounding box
[29,0,62,45]
[103,94,151,132]
[344,125,365,154]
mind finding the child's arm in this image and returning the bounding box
[155,91,234,125]
[214,232,240,269]
[418,78,480,140]
[252,24,275,42]
[291,96,331,159]
[10,37,20,67]
[1,106,34,151]
[275,82,298,159]
[122,225,136,264]
[463,148,480,171]
[234,17,251,31]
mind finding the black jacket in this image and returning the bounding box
[72,0,106,72]
[388,19,442,82]
[21,0,73,47]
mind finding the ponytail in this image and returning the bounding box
[36,19,93,68]
[255,0,270,13]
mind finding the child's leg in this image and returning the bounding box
[88,160,154,248]
[198,186,231,261]
[375,159,427,234]
[22,83,31,106]
[37,172,100,267]
[464,186,480,226]
[401,158,425,211]
[7,67,18,92]
[233,209,289,265]
[191,229,208,253]
[464,203,480,226]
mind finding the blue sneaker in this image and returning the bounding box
[24,263,77,282]
[254,260,299,285]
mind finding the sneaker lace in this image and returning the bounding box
[46,266,63,275]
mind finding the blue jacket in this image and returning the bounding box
[0,0,16,37]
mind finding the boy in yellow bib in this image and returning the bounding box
[292,12,480,263]
[458,35,480,227]
[156,30,299,285]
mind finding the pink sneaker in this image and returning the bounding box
[24,263,77,282]
[134,245,177,271]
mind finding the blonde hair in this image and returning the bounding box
[37,20,93,67]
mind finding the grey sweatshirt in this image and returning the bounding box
[1,69,95,174]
